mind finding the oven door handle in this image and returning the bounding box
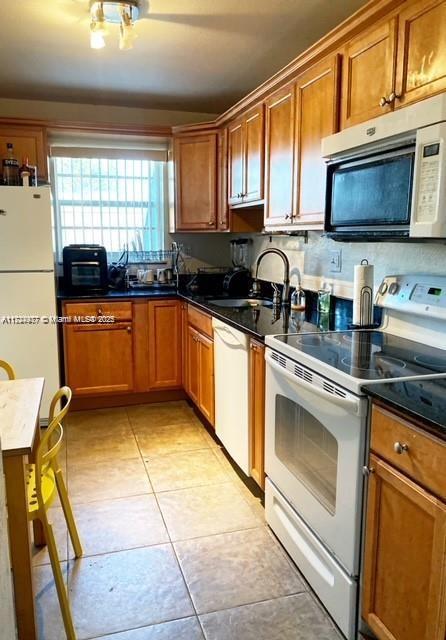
[266,352,362,415]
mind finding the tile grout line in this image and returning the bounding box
[124,405,205,636]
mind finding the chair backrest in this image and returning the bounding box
[35,387,72,507]
[0,360,16,380]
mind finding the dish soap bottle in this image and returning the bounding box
[291,285,306,311]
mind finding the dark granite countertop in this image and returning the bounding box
[57,286,178,301]
[180,293,355,340]
[57,285,357,340]
[363,378,446,441]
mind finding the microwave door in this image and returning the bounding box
[325,145,415,238]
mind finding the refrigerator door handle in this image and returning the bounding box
[0,209,7,215]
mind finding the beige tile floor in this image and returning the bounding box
[33,401,342,640]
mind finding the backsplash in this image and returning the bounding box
[176,230,446,300]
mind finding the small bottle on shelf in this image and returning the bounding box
[2,143,19,186]
[18,157,37,187]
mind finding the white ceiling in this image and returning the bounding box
[0,0,368,114]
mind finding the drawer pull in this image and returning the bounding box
[363,466,375,477]
[97,308,103,315]
[126,326,132,333]
[393,441,409,455]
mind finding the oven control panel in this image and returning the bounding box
[376,274,446,320]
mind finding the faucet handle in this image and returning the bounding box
[250,279,261,298]
[271,283,281,306]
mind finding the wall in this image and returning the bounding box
[0,97,217,127]
[248,232,446,298]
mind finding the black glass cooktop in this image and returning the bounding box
[275,330,446,380]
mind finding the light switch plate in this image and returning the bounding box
[329,249,342,273]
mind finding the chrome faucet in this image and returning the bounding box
[251,248,290,307]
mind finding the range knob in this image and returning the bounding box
[379,281,388,295]
[388,282,400,295]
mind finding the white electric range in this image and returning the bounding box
[264,274,446,640]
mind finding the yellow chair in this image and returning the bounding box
[0,359,16,380]
[26,386,82,640]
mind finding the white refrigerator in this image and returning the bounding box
[0,186,59,421]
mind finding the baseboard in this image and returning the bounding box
[71,389,187,411]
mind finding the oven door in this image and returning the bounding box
[265,348,368,575]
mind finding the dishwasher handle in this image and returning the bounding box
[213,324,248,349]
[266,351,362,415]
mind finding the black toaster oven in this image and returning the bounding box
[63,244,108,293]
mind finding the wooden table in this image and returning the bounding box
[0,377,45,640]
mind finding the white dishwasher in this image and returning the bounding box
[212,318,250,475]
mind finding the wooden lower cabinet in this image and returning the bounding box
[148,299,182,390]
[64,322,134,396]
[362,409,446,640]
[186,323,215,426]
[249,340,265,489]
[63,298,183,398]
[197,332,214,425]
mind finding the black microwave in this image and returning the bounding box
[324,144,415,241]
[63,244,108,293]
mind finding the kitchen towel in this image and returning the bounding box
[353,260,374,326]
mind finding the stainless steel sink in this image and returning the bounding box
[207,298,273,309]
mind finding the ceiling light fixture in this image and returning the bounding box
[89,1,141,51]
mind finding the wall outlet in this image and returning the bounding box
[329,249,342,273]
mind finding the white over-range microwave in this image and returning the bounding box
[322,93,446,241]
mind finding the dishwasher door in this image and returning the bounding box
[212,318,250,475]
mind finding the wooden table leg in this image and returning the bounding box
[3,454,37,640]
[30,419,45,547]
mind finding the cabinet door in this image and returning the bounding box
[0,125,48,180]
[217,129,230,230]
[249,340,265,489]
[264,84,296,227]
[186,325,200,405]
[148,300,182,390]
[341,19,398,128]
[181,303,189,389]
[198,333,215,426]
[174,133,218,230]
[395,0,446,107]
[228,120,244,206]
[243,105,264,204]
[295,54,340,225]
[64,323,134,396]
[363,454,446,640]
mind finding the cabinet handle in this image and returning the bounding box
[379,96,390,107]
[393,441,409,455]
[126,326,132,333]
[362,466,375,477]
[388,92,402,103]
[208,220,215,226]
[97,308,103,315]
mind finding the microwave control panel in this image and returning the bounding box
[411,122,446,237]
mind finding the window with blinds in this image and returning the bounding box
[52,154,165,260]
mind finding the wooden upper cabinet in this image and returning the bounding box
[363,454,446,640]
[228,120,244,206]
[395,0,446,108]
[341,18,398,128]
[227,104,264,207]
[174,132,218,230]
[148,299,182,390]
[294,54,341,226]
[264,84,296,227]
[0,125,48,180]
[243,105,264,204]
[217,128,230,230]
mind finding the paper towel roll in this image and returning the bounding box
[353,260,374,326]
